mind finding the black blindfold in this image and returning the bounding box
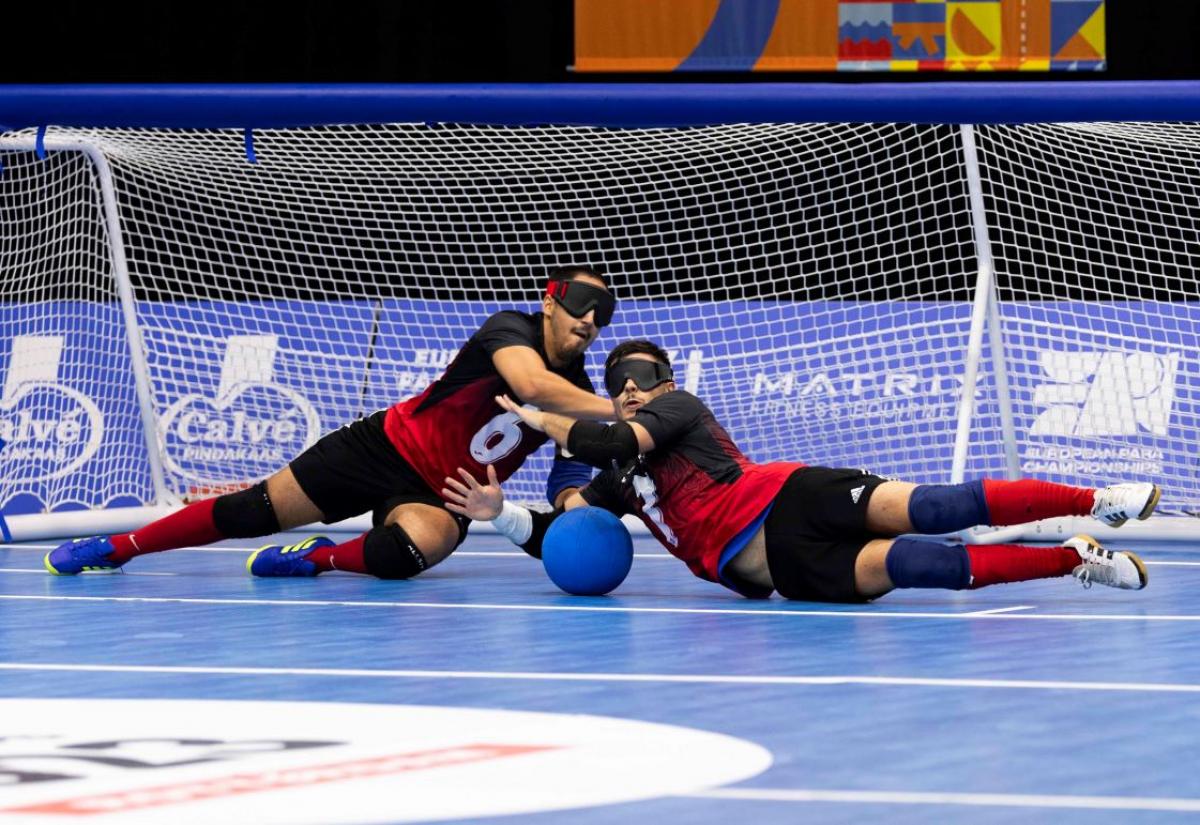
[604,358,673,398]
[546,280,615,327]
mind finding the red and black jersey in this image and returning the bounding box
[580,391,802,591]
[384,310,594,495]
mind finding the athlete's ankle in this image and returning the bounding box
[106,534,138,564]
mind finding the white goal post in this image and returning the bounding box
[0,83,1198,543]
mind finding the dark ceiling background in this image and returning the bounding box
[0,1,1194,83]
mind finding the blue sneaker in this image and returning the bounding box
[246,536,334,577]
[44,536,123,575]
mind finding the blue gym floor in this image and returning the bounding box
[1,531,1198,823]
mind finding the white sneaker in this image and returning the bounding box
[1091,482,1160,527]
[1065,534,1148,591]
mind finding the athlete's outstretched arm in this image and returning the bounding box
[492,346,613,419]
[442,464,588,521]
[442,464,587,558]
[495,394,655,466]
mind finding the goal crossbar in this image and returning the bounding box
[0,81,1198,130]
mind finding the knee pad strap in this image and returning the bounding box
[212,481,280,538]
[363,524,428,580]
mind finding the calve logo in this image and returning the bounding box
[160,336,321,485]
[1030,349,1180,437]
[0,335,104,480]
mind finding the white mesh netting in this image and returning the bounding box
[0,121,1195,518]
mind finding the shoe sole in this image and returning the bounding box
[1125,550,1150,590]
[1072,533,1148,590]
[1139,485,1161,520]
[43,554,71,576]
[245,546,272,576]
[1105,484,1161,528]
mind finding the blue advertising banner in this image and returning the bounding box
[998,301,1198,493]
[0,303,149,515]
[3,298,1197,515]
[619,299,979,483]
[136,300,379,499]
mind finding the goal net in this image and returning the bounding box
[0,93,1196,540]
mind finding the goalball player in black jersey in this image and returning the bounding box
[444,340,1156,602]
[46,267,617,580]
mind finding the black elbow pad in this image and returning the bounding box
[567,420,639,468]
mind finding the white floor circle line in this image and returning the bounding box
[0,699,771,825]
[0,593,1197,622]
[2,662,1200,694]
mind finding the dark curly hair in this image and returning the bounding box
[547,265,609,289]
[604,339,671,374]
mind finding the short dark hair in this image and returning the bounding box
[605,339,671,374]
[548,265,609,289]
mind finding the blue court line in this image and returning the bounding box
[688,787,1200,814]
[0,593,1194,621]
[3,662,1200,694]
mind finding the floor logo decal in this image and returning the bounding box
[0,699,771,823]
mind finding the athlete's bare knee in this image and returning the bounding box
[865,481,917,535]
[384,503,460,567]
[854,539,896,599]
[265,467,324,531]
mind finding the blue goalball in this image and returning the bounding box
[542,508,634,596]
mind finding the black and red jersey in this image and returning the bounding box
[384,310,594,495]
[580,391,802,591]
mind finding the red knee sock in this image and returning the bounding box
[108,498,226,564]
[966,544,1082,588]
[304,534,369,574]
[982,479,1095,525]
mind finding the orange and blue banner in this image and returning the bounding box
[574,0,1105,72]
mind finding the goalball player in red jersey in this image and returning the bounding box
[443,339,1158,601]
[45,266,617,580]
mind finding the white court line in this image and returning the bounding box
[687,787,1200,813]
[961,605,1035,616]
[1,662,1199,695]
[1146,561,1200,567]
[0,569,177,577]
[0,592,1197,622]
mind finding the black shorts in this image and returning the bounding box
[289,410,470,545]
[763,466,889,603]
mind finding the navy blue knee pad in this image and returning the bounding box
[885,537,971,590]
[363,524,428,580]
[212,481,280,538]
[907,479,990,534]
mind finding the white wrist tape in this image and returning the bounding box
[490,500,533,545]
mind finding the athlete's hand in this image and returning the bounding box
[495,394,546,432]
[442,465,504,520]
